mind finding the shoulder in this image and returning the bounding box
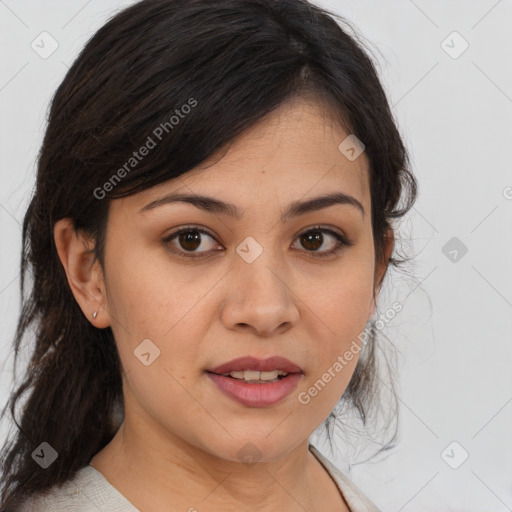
[18,465,140,512]
[309,444,382,512]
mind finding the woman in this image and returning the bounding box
[0,0,417,510]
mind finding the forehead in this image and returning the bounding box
[115,96,370,216]
[194,96,368,189]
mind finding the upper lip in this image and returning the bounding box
[207,356,303,375]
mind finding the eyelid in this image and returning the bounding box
[291,224,348,242]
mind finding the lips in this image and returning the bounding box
[207,355,303,375]
[206,356,304,407]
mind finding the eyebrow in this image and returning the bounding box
[138,191,365,221]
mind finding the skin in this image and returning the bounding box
[54,95,393,512]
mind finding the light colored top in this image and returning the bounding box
[19,444,381,511]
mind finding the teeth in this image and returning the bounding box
[241,370,260,381]
[223,370,289,382]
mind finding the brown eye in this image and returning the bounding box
[300,231,323,251]
[178,231,202,251]
[163,227,220,258]
[292,227,352,258]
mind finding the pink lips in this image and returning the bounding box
[207,355,303,375]
[206,355,303,407]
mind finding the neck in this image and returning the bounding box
[90,419,338,511]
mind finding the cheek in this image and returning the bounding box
[120,355,209,450]
[105,246,209,336]
[107,257,208,422]
[308,253,375,340]
[300,251,374,404]
[104,250,222,386]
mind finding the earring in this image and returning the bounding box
[92,311,98,319]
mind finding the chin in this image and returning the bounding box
[199,433,303,465]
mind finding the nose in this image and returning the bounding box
[220,246,300,337]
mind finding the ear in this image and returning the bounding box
[368,228,394,319]
[53,218,110,328]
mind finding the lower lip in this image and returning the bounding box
[206,372,303,407]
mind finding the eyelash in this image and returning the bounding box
[162,225,353,259]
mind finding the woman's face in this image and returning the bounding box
[98,96,389,463]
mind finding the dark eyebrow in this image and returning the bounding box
[138,191,365,220]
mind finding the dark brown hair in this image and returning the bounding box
[0,0,417,508]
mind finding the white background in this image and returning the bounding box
[1,1,511,511]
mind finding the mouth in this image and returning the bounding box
[205,355,304,407]
[208,369,293,383]
[206,355,303,376]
